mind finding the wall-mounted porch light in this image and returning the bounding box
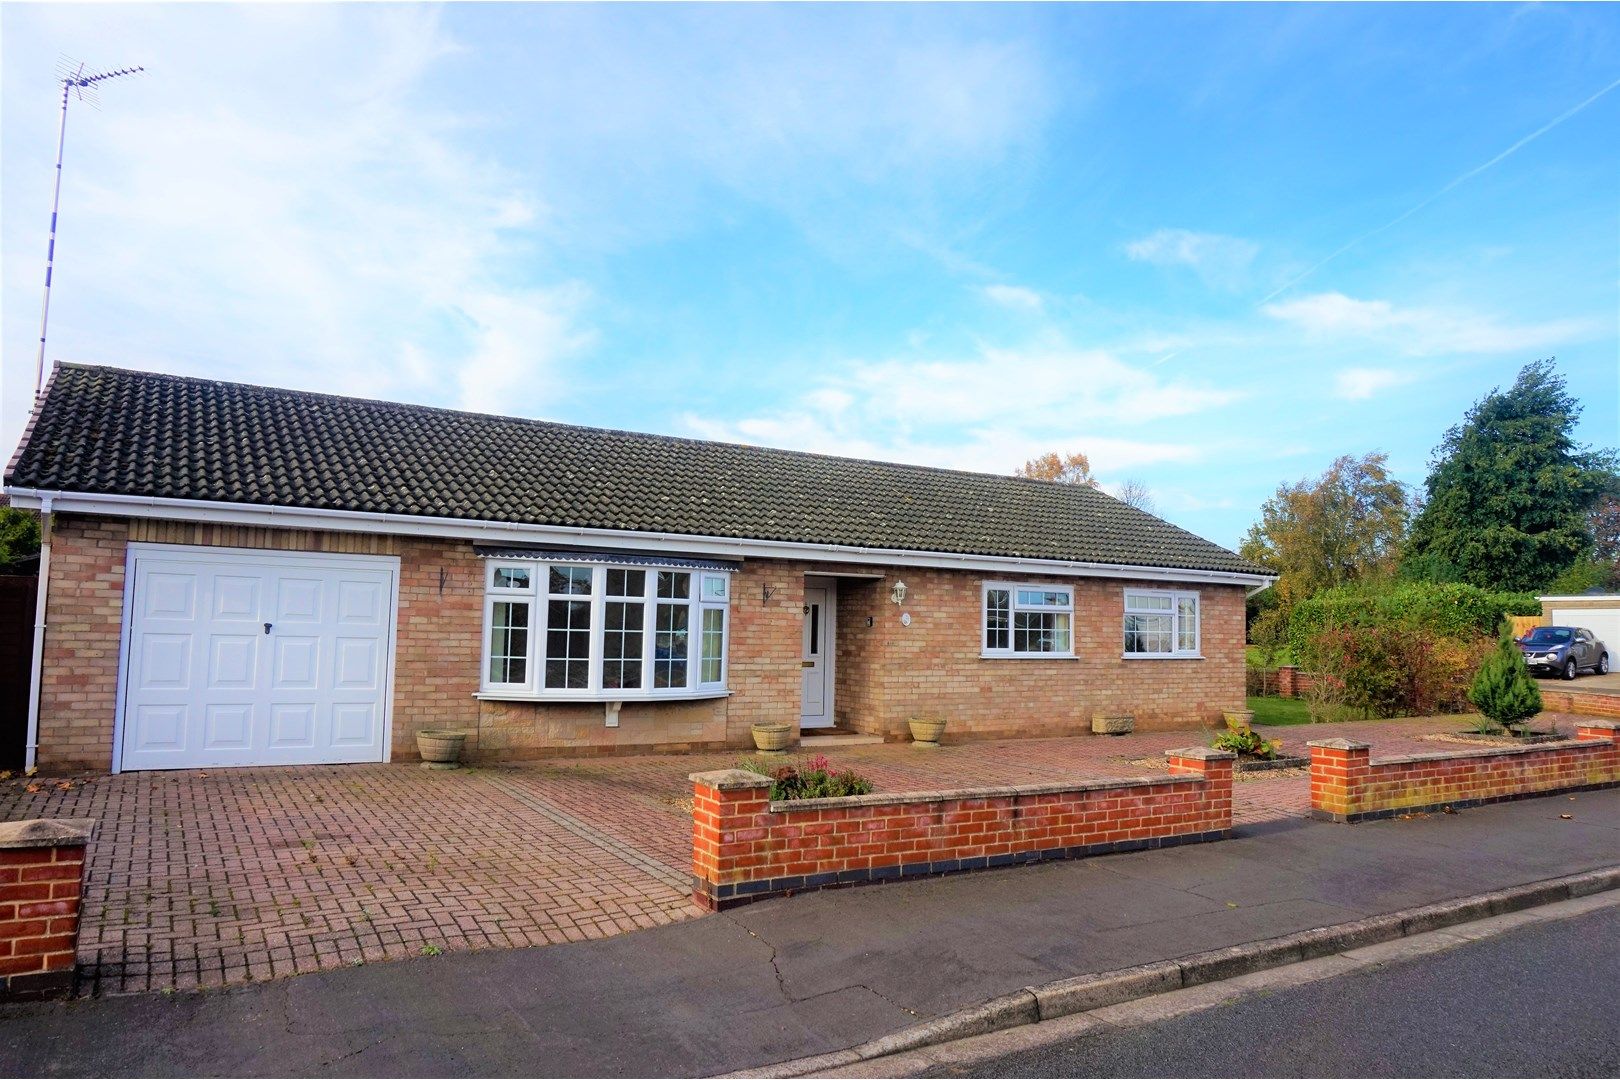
[890,580,908,606]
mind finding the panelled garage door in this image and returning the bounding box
[119,545,399,771]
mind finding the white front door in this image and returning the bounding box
[800,585,834,728]
[119,545,399,771]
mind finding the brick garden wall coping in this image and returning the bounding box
[690,748,1235,910]
[1309,722,1620,823]
[0,818,95,850]
[693,771,1217,814]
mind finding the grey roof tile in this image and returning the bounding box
[5,364,1265,576]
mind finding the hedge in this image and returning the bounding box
[1287,582,1540,660]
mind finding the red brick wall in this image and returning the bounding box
[1309,721,1620,822]
[690,747,1234,909]
[37,514,1248,768]
[0,830,88,1000]
[1538,689,1620,719]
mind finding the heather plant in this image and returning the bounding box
[735,753,874,800]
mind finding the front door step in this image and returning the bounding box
[799,728,884,747]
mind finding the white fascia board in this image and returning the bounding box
[2,487,1276,589]
[1538,595,1620,603]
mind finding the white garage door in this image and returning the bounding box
[119,545,399,771]
[1547,608,1620,654]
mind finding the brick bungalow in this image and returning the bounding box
[4,364,1271,772]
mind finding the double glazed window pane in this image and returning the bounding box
[545,599,591,688]
[1013,610,1070,654]
[655,603,690,688]
[1125,613,1173,654]
[701,608,725,683]
[489,601,529,684]
[1177,597,1198,653]
[985,589,1011,650]
[603,601,644,689]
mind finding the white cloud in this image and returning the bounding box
[1124,228,1259,289]
[981,284,1044,311]
[682,340,1239,475]
[1333,367,1415,401]
[1262,292,1597,356]
[0,6,592,453]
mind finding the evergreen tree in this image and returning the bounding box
[1468,634,1542,733]
[1405,360,1617,592]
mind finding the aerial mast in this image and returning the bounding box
[33,57,144,396]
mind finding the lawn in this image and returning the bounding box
[1247,695,1313,726]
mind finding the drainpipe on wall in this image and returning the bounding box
[23,495,52,772]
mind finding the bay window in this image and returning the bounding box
[481,553,733,699]
[1123,589,1200,658]
[982,582,1074,657]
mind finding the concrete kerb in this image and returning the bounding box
[726,865,1620,1079]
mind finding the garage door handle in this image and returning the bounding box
[263,622,273,634]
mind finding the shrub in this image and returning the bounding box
[1211,713,1280,759]
[736,753,874,801]
[1300,622,1495,720]
[1288,582,1540,660]
[1468,636,1543,733]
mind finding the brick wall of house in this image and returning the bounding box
[1308,721,1620,822]
[689,747,1234,909]
[36,514,1246,769]
[827,566,1246,740]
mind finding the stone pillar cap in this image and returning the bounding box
[690,769,774,789]
[0,818,96,850]
[1575,718,1620,730]
[1306,738,1371,750]
[1164,746,1237,760]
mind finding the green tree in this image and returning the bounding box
[0,505,41,574]
[1468,633,1542,733]
[1405,360,1616,593]
[1240,451,1410,611]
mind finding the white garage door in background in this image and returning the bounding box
[118,545,399,772]
[1546,608,1620,654]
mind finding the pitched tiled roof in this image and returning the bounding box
[5,364,1265,576]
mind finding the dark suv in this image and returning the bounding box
[1517,626,1611,680]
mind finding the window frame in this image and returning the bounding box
[1122,588,1202,659]
[980,581,1077,659]
[479,558,733,701]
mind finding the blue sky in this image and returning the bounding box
[2,3,1616,549]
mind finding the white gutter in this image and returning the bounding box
[1,487,1276,589]
[23,494,51,772]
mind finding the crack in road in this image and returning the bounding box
[720,912,921,1019]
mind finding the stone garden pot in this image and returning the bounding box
[1091,714,1134,736]
[415,729,467,770]
[1222,709,1256,730]
[908,717,947,748]
[750,723,794,755]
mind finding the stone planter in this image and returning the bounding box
[1091,714,1134,736]
[908,717,947,748]
[751,723,794,755]
[1222,709,1256,729]
[415,729,467,770]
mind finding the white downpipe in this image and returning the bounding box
[23,495,52,772]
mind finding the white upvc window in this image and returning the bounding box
[480,559,733,700]
[1123,589,1200,658]
[982,582,1074,658]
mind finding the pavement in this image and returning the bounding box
[2,786,1616,1078]
[1,712,1583,996]
[915,900,1620,1078]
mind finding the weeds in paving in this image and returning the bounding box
[420,944,443,956]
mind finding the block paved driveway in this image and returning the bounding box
[0,711,1586,997]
